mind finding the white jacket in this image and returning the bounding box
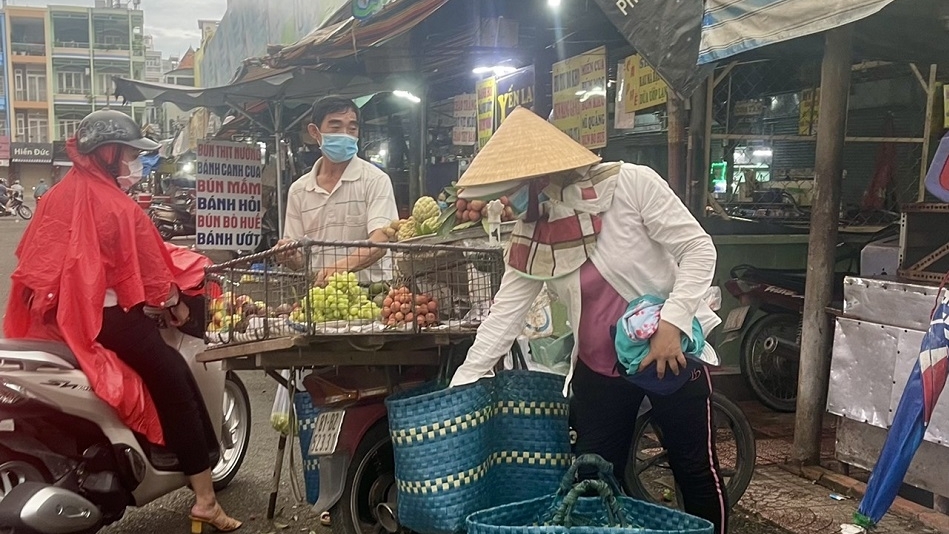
[450,163,721,394]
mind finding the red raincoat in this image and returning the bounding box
[4,138,210,445]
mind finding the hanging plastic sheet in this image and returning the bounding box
[591,0,714,99]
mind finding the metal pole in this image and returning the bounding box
[792,24,854,466]
[419,87,428,199]
[667,93,687,199]
[917,64,937,202]
[701,74,714,214]
[274,105,285,239]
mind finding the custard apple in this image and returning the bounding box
[419,215,440,235]
[412,196,440,225]
[397,217,418,241]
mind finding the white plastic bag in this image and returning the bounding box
[270,370,295,435]
[522,286,554,339]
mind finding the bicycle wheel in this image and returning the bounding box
[624,391,756,510]
[16,204,33,220]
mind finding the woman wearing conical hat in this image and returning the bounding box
[450,107,728,533]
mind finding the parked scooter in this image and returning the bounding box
[0,327,251,533]
[149,191,196,241]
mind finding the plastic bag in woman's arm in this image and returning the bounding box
[450,270,544,387]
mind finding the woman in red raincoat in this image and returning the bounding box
[4,110,241,532]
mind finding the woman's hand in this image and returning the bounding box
[638,320,687,379]
[164,300,190,327]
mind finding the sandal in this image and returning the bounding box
[320,511,332,526]
[190,503,242,533]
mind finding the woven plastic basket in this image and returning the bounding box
[386,369,571,534]
[293,391,321,504]
[467,455,714,534]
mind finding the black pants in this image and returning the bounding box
[570,359,728,534]
[96,297,216,476]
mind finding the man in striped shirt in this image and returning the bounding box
[277,96,398,284]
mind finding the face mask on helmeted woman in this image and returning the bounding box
[116,156,145,192]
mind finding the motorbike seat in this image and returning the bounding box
[0,338,78,368]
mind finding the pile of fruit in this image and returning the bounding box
[381,286,439,328]
[207,293,271,333]
[455,197,516,225]
[384,196,447,241]
[302,272,382,322]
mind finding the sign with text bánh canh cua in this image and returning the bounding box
[552,46,607,149]
[195,141,263,251]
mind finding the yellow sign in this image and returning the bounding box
[799,88,820,136]
[623,54,668,113]
[476,77,497,149]
[552,46,607,150]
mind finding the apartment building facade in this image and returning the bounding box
[1,3,146,188]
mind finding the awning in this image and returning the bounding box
[699,0,896,65]
[592,0,713,98]
[113,67,390,113]
[270,0,450,67]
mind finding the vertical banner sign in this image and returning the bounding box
[196,141,263,251]
[799,88,820,136]
[476,77,497,149]
[624,54,668,113]
[494,66,535,125]
[552,46,607,150]
[614,62,636,130]
[452,93,477,146]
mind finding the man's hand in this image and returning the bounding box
[638,320,687,379]
[313,265,339,287]
[275,238,304,270]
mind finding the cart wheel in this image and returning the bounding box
[741,313,800,413]
[331,420,400,534]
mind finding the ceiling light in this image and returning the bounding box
[393,90,421,104]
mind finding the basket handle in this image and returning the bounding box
[549,479,628,528]
[559,454,624,496]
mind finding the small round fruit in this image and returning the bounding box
[427,299,438,312]
[404,312,414,323]
[469,210,481,222]
[417,303,429,315]
[382,308,391,319]
[387,318,397,327]
[400,303,412,314]
[469,200,485,211]
[426,313,436,323]
[415,294,427,305]
[499,196,509,206]
[456,199,468,211]
[394,312,404,322]
[383,297,394,308]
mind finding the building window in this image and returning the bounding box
[17,112,48,143]
[58,118,81,139]
[15,69,48,101]
[57,71,89,95]
[14,71,23,101]
[96,73,116,96]
[15,115,25,138]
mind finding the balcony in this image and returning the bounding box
[92,44,131,60]
[53,89,91,105]
[11,43,47,62]
[53,41,92,58]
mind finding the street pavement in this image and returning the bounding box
[0,216,941,534]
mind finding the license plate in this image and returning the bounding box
[723,306,751,333]
[308,410,345,456]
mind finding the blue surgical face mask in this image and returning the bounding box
[319,133,359,163]
[507,183,549,219]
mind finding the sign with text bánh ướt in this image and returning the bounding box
[195,141,263,251]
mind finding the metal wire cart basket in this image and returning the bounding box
[203,236,506,346]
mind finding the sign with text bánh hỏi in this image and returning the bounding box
[195,141,263,251]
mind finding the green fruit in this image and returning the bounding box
[412,196,440,224]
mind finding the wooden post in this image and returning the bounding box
[918,65,937,202]
[688,77,709,213]
[792,24,854,465]
[667,94,687,199]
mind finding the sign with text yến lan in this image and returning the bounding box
[552,46,607,149]
[476,77,497,149]
[195,141,263,251]
[623,54,668,113]
[494,66,535,125]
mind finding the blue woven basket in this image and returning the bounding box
[293,391,321,505]
[467,455,714,534]
[386,370,572,534]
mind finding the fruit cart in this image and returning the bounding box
[196,225,510,532]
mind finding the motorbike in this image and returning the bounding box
[0,326,252,533]
[0,197,33,221]
[149,191,196,241]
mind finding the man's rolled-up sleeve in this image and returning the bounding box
[366,171,399,236]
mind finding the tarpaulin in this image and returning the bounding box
[853,281,949,528]
[699,0,896,65]
[591,0,713,98]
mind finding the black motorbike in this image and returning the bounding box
[149,191,195,241]
[0,196,33,220]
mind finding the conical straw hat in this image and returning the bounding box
[457,107,601,187]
